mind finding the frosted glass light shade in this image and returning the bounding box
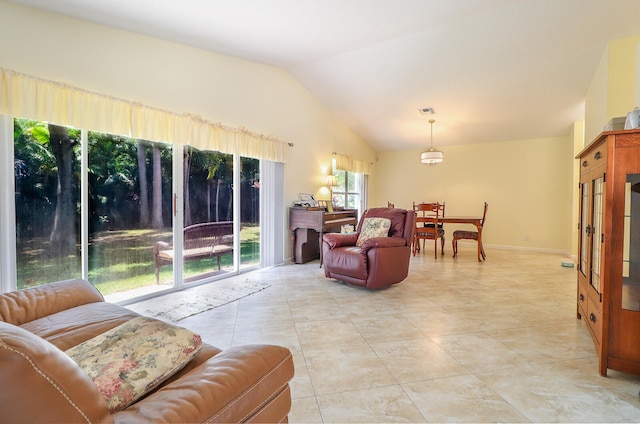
[420,150,444,165]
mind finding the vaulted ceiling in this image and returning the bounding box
[9,0,640,151]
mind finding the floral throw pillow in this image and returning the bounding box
[356,217,391,247]
[65,316,202,412]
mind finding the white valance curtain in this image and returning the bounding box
[0,67,287,163]
[334,152,371,175]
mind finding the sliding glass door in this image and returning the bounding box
[182,146,235,284]
[87,132,173,297]
[7,117,265,301]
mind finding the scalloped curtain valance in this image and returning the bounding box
[0,67,287,163]
[334,152,371,175]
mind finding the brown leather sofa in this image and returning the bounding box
[322,207,416,290]
[0,279,294,423]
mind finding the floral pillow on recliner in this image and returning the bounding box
[356,217,391,247]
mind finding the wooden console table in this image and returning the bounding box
[289,208,358,265]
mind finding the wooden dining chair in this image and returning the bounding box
[424,202,445,230]
[452,202,488,261]
[412,202,445,258]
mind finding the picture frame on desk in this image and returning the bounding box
[299,193,316,202]
[316,200,334,213]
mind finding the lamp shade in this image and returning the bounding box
[420,150,444,165]
[326,175,338,187]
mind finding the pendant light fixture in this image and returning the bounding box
[420,118,443,165]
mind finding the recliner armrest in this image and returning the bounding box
[323,233,358,249]
[360,236,407,252]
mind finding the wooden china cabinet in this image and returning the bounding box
[576,128,640,377]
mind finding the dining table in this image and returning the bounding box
[417,215,485,261]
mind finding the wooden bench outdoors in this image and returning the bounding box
[153,221,234,284]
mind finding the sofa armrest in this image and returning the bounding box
[323,232,358,249]
[0,279,104,326]
[0,322,112,424]
[116,344,294,423]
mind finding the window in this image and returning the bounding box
[331,166,366,214]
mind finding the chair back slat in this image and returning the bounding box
[480,202,489,227]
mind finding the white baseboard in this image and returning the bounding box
[456,240,572,258]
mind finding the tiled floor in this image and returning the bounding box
[128,246,640,423]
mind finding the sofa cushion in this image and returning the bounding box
[356,217,391,247]
[65,316,203,412]
[21,301,140,351]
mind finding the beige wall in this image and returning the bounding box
[585,36,640,143]
[0,1,374,208]
[0,1,374,257]
[374,135,574,253]
[5,1,630,256]
[571,121,585,259]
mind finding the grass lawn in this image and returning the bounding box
[16,224,260,295]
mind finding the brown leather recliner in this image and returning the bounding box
[322,207,416,290]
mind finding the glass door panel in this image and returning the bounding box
[240,157,260,269]
[183,146,234,283]
[622,174,640,311]
[14,119,82,289]
[88,133,173,297]
[591,176,603,294]
[579,181,589,278]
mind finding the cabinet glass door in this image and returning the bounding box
[622,174,640,311]
[579,181,589,278]
[591,176,603,294]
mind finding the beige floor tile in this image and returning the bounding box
[302,341,398,396]
[350,314,424,343]
[231,320,301,353]
[478,359,640,423]
[336,296,404,318]
[402,309,480,337]
[234,302,295,327]
[431,332,534,373]
[316,385,427,423]
[403,374,531,423]
[295,318,365,347]
[288,299,349,322]
[487,322,597,364]
[370,337,469,383]
[290,396,323,423]
[289,350,316,399]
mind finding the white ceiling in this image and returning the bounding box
[9,0,640,151]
